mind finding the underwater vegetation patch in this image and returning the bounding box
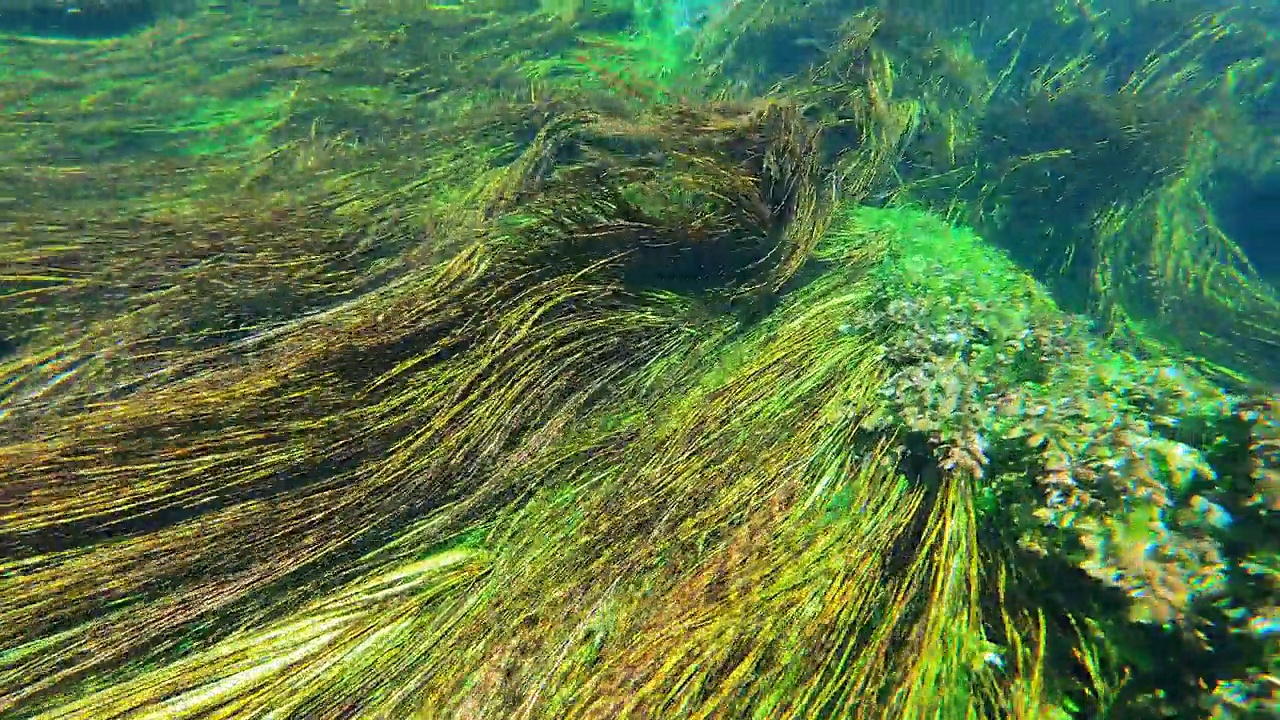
[0,1,1277,718]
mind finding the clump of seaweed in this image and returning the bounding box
[0,83,851,715]
[937,6,1280,386]
[692,0,1280,385]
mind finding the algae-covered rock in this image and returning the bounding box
[843,204,1278,717]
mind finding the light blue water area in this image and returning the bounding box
[671,0,727,31]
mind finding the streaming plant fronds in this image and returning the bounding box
[691,0,1280,384]
[1,1,1277,719]
[0,80,865,715]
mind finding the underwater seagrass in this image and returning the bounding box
[0,0,1277,718]
[692,0,1280,386]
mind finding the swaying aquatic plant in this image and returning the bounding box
[1,195,999,718]
[0,85,853,715]
[931,6,1280,386]
[17,194,1272,719]
[691,0,1280,386]
[1,1,1276,718]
